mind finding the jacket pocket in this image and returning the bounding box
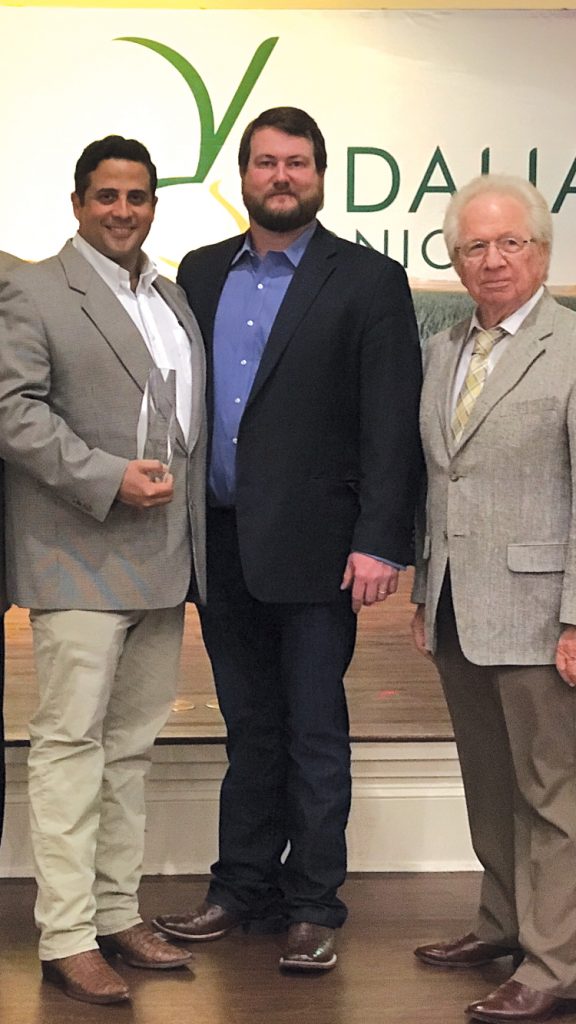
[507,542,566,573]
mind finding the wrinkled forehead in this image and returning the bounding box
[458,192,532,240]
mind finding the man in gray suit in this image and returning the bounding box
[0,250,24,849]
[411,175,576,1023]
[0,137,206,1004]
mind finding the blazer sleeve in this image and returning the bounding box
[560,381,576,625]
[0,272,127,523]
[351,260,423,566]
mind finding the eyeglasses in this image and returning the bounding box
[455,236,535,262]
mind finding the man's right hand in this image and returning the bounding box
[118,460,174,508]
[411,603,432,658]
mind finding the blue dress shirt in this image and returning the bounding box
[209,222,317,507]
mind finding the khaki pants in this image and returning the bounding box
[436,577,576,997]
[28,605,184,960]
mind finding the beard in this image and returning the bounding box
[242,183,324,232]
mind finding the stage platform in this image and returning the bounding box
[4,570,451,746]
[3,574,475,878]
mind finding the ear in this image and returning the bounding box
[71,192,82,222]
[452,254,465,284]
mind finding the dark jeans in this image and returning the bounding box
[198,509,356,928]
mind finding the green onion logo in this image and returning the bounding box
[116,36,279,186]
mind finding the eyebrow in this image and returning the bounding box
[92,188,150,198]
[255,152,310,160]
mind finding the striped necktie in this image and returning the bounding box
[451,327,505,442]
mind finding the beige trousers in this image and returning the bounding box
[436,576,576,997]
[28,605,184,961]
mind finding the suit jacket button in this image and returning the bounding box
[449,471,459,481]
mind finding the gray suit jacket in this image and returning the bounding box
[412,289,576,665]
[0,241,206,610]
[0,251,26,612]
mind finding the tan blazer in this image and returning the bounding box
[0,252,24,275]
[0,241,206,610]
[413,289,576,665]
[0,251,26,612]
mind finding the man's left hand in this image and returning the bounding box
[555,626,576,687]
[340,553,399,614]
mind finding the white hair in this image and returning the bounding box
[443,174,553,263]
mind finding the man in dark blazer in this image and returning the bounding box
[155,107,422,970]
[0,249,24,849]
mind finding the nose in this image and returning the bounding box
[484,241,507,268]
[271,162,289,183]
[110,195,132,219]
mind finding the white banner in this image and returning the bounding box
[1,8,575,289]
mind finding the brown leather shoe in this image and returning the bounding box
[414,932,522,969]
[467,979,576,1022]
[279,923,337,972]
[97,922,192,969]
[41,949,130,1004]
[153,900,243,942]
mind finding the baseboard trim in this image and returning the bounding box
[0,741,480,877]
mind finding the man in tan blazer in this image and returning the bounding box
[0,137,206,1004]
[0,250,25,850]
[411,175,576,1023]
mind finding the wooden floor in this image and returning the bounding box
[0,872,527,1024]
[4,570,451,745]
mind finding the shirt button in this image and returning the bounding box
[247,319,254,326]
[240,359,247,366]
[232,437,238,445]
[234,397,241,404]
[257,283,264,290]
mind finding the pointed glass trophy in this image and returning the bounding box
[138,367,177,481]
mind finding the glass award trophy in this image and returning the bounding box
[138,367,177,481]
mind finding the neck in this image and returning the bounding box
[477,310,502,330]
[249,219,314,259]
[477,299,515,329]
[477,286,543,330]
[127,253,144,292]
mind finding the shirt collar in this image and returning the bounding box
[467,285,545,341]
[73,233,157,294]
[231,219,318,269]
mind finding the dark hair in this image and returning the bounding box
[238,107,327,174]
[74,135,158,202]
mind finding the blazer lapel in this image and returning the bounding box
[59,241,154,393]
[192,235,245,353]
[154,277,206,454]
[452,292,554,453]
[187,235,244,430]
[246,223,338,408]
[433,319,471,453]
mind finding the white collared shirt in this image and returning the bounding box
[451,285,545,413]
[73,233,192,443]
